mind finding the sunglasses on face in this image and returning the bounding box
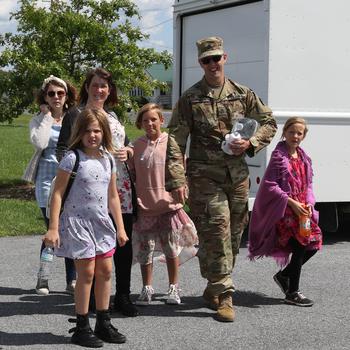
[200,55,222,65]
[47,90,66,98]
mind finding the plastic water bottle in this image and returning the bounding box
[221,121,243,155]
[221,131,241,155]
[38,246,54,281]
[299,205,311,238]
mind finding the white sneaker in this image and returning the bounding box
[166,284,181,305]
[66,280,76,295]
[136,285,154,306]
[35,278,49,296]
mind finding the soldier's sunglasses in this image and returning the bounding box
[200,55,222,65]
[47,90,66,98]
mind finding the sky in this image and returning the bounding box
[0,0,174,53]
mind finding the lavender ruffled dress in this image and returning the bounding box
[55,149,117,260]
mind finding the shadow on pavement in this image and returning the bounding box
[119,290,282,318]
[113,294,215,318]
[0,331,69,347]
[0,287,74,318]
[233,290,283,308]
[0,287,32,296]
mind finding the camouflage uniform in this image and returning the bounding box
[166,77,276,296]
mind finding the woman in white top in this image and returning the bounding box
[23,75,78,295]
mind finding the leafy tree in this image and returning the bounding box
[0,0,172,122]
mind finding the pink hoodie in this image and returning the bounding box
[128,132,182,217]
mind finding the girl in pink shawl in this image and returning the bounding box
[248,117,322,307]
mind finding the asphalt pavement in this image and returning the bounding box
[1,230,349,350]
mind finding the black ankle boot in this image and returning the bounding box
[94,309,126,344]
[114,293,139,317]
[69,314,103,348]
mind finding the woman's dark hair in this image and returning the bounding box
[79,67,118,107]
[36,80,77,111]
[69,109,114,153]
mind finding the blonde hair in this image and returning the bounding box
[281,117,308,139]
[69,109,114,152]
[135,103,163,129]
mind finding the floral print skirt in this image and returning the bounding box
[276,206,322,251]
[132,208,198,265]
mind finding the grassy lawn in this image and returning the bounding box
[0,114,33,187]
[0,199,46,236]
[0,115,145,237]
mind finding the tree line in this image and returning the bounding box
[0,0,172,123]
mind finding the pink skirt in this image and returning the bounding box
[133,208,198,265]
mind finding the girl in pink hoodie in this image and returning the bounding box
[128,103,197,306]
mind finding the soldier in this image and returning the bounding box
[165,36,277,322]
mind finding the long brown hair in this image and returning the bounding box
[69,109,114,152]
[36,79,77,111]
[79,67,118,107]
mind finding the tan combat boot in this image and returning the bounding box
[215,291,235,322]
[202,288,219,310]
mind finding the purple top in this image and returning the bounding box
[248,141,319,265]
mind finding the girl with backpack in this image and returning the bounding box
[43,109,128,347]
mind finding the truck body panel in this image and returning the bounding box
[173,0,350,229]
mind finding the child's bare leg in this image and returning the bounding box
[94,257,113,311]
[166,256,179,285]
[165,256,181,304]
[74,259,95,314]
[140,263,153,286]
[93,256,127,344]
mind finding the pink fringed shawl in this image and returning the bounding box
[248,141,318,266]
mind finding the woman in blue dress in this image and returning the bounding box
[23,75,78,295]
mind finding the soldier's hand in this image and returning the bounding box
[171,186,186,204]
[229,139,251,155]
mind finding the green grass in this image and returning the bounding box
[0,199,46,236]
[0,116,145,187]
[0,114,46,237]
[0,114,33,186]
[125,124,144,142]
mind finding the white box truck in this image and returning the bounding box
[172,0,350,231]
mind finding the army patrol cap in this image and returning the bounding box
[196,36,224,59]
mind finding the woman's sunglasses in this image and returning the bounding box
[200,55,222,65]
[47,90,66,98]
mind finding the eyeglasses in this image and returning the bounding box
[47,90,66,98]
[200,55,222,65]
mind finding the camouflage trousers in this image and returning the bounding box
[188,173,249,296]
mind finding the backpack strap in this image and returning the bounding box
[106,152,114,170]
[61,149,80,206]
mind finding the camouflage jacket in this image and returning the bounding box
[165,77,277,191]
